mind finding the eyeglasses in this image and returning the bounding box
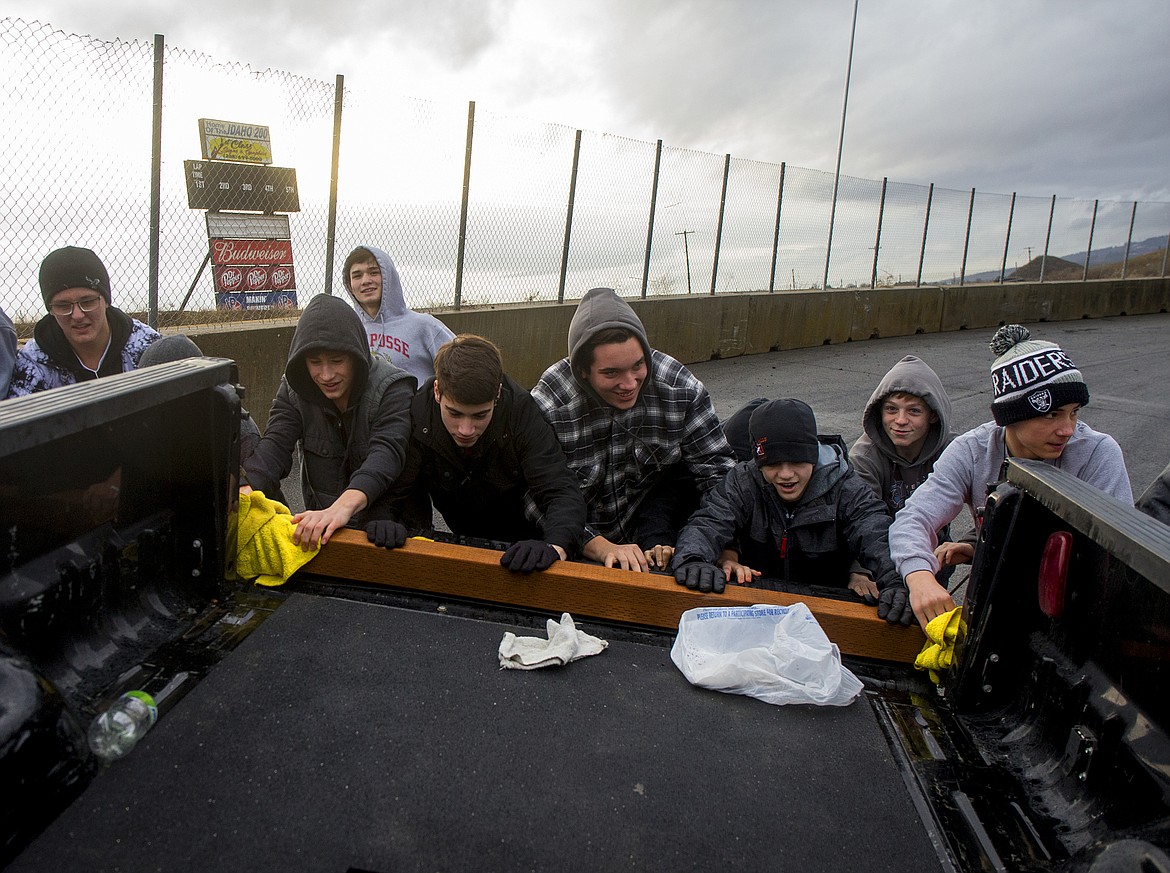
[49,296,103,317]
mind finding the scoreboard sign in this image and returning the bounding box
[184,161,300,212]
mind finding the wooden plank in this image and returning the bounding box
[307,532,925,663]
[304,530,925,664]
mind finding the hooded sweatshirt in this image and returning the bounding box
[889,418,1133,578]
[6,307,159,397]
[343,245,454,384]
[850,355,957,516]
[531,287,735,545]
[673,438,900,589]
[244,294,416,522]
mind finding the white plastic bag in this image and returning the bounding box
[670,603,863,706]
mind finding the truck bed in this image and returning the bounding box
[8,592,943,873]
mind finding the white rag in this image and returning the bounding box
[498,613,608,670]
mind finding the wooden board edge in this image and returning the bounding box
[301,530,925,664]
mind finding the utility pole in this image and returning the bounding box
[675,230,694,294]
[824,0,860,292]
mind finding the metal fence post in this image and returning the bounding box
[999,192,1016,283]
[768,161,786,292]
[323,74,344,297]
[870,177,887,289]
[959,188,975,286]
[1083,199,1098,282]
[454,101,475,309]
[710,153,730,295]
[558,130,582,304]
[916,183,934,288]
[1162,226,1170,278]
[1121,201,1137,279]
[1040,194,1055,283]
[641,139,662,299]
[147,34,164,328]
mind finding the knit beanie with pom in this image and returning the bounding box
[989,324,1089,425]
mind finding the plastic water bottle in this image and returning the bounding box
[87,691,158,762]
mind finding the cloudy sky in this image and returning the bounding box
[5,0,1168,203]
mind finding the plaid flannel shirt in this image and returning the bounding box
[530,349,734,543]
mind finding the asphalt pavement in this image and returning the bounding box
[689,311,1170,497]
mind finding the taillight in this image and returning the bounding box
[1038,531,1073,618]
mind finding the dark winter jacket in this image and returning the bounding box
[389,375,586,553]
[243,294,415,522]
[6,307,159,397]
[674,437,900,590]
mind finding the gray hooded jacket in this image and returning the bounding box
[343,245,454,384]
[850,355,957,516]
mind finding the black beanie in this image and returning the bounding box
[39,246,111,308]
[989,324,1089,425]
[749,398,819,466]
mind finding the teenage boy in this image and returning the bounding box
[671,398,912,625]
[8,246,160,397]
[850,355,960,590]
[341,245,454,384]
[531,287,736,572]
[386,334,586,573]
[242,294,416,551]
[890,324,1133,628]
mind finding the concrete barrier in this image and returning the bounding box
[187,277,1169,429]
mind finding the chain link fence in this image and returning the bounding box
[3,18,1169,337]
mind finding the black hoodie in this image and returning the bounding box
[244,294,416,520]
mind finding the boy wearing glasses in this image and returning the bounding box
[531,287,735,572]
[7,246,160,397]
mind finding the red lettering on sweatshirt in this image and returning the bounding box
[369,333,411,358]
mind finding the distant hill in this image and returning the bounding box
[1004,246,1168,282]
[950,235,1167,284]
[1009,256,1082,281]
[1061,235,1167,268]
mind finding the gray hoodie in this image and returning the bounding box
[890,419,1133,578]
[343,245,454,384]
[850,355,957,516]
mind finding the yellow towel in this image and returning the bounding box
[914,607,964,685]
[235,490,320,587]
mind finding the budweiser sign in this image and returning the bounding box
[210,238,293,266]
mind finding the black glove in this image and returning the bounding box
[674,561,725,594]
[500,540,559,574]
[365,519,407,550]
[877,584,914,625]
